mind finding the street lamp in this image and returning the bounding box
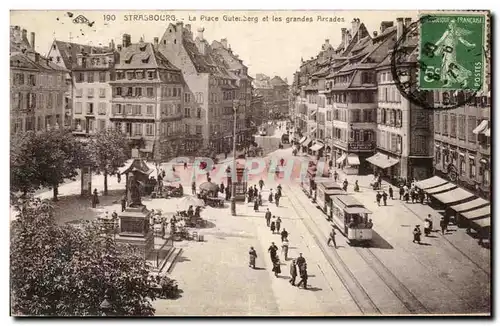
[231,100,239,216]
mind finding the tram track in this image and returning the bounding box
[285,185,380,315]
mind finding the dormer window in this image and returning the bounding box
[52,44,56,50]
[139,44,147,52]
[141,55,150,63]
[147,71,155,80]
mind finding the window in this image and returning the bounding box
[467,116,477,143]
[113,104,123,114]
[99,72,106,82]
[173,88,177,97]
[450,114,457,138]
[136,71,144,79]
[167,88,172,97]
[442,113,448,136]
[127,71,134,80]
[435,147,441,164]
[146,123,154,136]
[196,125,202,134]
[115,87,122,96]
[177,104,181,114]
[133,105,142,115]
[48,93,53,108]
[146,105,154,115]
[184,107,190,118]
[127,87,133,96]
[87,88,94,98]
[459,154,466,176]
[99,120,106,131]
[184,93,191,103]
[87,102,94,114]
[147,87,154,97]
[87,72,95,83]
[98,102,106,115]
[116,71,124,80]
[197,108,201,119]
[75,102,82,114]
[185,124,191,134]
[147,71,155,80]
[99,88,106,98]
[458,115,466,140]
[351,109,361,123]
[135,87,142,97]
[178,88,182,98]
[115,122,122,132]
[133,123,143,136]
[76,72,84,83]
[76,88,83,98]
[28,74,36,86]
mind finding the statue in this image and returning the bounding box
[127,173,142,207]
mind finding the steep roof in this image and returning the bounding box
[52,40,110,69]
[10,26,34,53]
[115,42,180,71]
[270,76,288,86]
[10,51,68,72]
[377,27,418,68]
[182,38,213,73]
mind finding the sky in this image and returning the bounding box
[10,10,417,84]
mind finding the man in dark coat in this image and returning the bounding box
[376,192,382,206]
[280,228,288,242]
[265,209,272,227]
[259,179,264,191]
[297,263,308,289]
[268,242,278,262]
[413,225,422,244]
[220,182,225,194]
[399,186,404,200]
[440,217,447,235]
[327,227,337,248]
[382,191,388,206]
[388,186,394,200]
[275,192,280,207]
[120,194,127,212]
[296,253,306,270]
[289,260,297,286]
[92,189,99,208]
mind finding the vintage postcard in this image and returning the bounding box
[9,10,491,317]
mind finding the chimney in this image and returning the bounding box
[30,32,35,49]
[197,27,205,40]
[373,31,378,37]
[154,37,159,46]
[110,39,115,50]
[344,30,351,49]
[404,17,412,28]
[35,53,39,63]
[325,39,330,45]
[117,44,122,51]
[22,29,27,42]
[351,18,360,35]
[221,38,228,49]
[396,18,404,40]
[122,34,131,48]
[341,28,347,45]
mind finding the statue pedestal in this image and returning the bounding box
[116,205,153,259]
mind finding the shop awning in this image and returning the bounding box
[299,136,308,144]
[347,154,360,166]
[336,153,347,164]
[462,206,491,220]
[483,128,490,137]
[366,152,399,169]
[473,120,488,134]
[432,187,475,204]
[471,217,490,228]
[345,206,372,215]
[414,176,448,190]
[310,143,325,151]
[450,197,489,212]
[425,183,457,195]
[302,138,313,147]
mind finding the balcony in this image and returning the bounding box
[348,141,376,152]
[110,111,156,120]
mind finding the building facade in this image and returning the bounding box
[10,26,68,134]
[110,34,187,160]
[270,76,290,118]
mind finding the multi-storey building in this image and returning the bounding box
[10,26,68,133]
[253,74,274,124]
[110,34,187,160]
[367,18,434,182]
[270,76,290,118]
[158,22,248,154]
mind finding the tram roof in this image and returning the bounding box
[333,194,366,208]
[317,181,342,190]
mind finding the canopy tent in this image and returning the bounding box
[472,120,488,134]
[450,197,490,212]
[471,217,490,228]
[298,136,308,144]
[347,154,360,166]
[119,158,154,176]
[302,138,313,147]
[425,183,456,195]
[199,182,218,193]
[176,196,205,210]
[414,176,448,190]
[310,143,325,152]
[366,152,399,169]
[461,206,491,220]
[336,153,347,164]
[432,187,475,204]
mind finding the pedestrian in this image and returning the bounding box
[258,192,263,206]
[265,209,272,227]
[162,169,166,179]
[92,189,99,208]
[111,210,118,220]
[270,217,276,234]
[120,194,127,212]
[388,186,394,199]
[269,189,274,203]
[259,178,264,191]
[275,192,280,207]
[268,242,278,262]
[333,170,338,182]
[281,238,289,260]
[253,185,258,196]
[343,179,348,192]
[191,181,196,195]
[419,189,425,204]
[254,198,259,212]
[382,191,388,206]
[377,175,382,188]
[248,187,254,203]
[411,189,416,203]
[413,225,422,244]
[249,247,257,269]
[399,186,404,200]
[277,184,282,197]
[220,182,225,194]
[327,227,337,248]
[440,217,447,235]
[272,257,281,277]
[276,216,282,233]
[184,162,188,170]
[296,253,306,270]
[354,180,360,192]
[280,228,288,242]
[376,192,382,206]
[117,173,121,183]
[289,259,297,286]
[297,263,308,289]
[424,218,431,236]
[443,213,450,231]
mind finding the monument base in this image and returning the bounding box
[117,205,154,259]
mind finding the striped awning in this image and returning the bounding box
[425,183,457,195]
[473,120,488,134]
[336,153,347,164]
[451,197,489,212]
[347,154,360,166]
[414,176,448,190]
[462,206,491,220]
[432,187,475,204]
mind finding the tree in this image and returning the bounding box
[88,129,129,196]
[10,197,178,316]
[10,130,87,201]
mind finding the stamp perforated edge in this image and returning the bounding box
[416,10,491,93]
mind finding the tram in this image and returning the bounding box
[329,195,373,245]
[315,180,345,213]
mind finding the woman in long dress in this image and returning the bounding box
[432,19,476,88]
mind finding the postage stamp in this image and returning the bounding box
[418,12,488,91]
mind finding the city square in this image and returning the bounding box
[9,10,491,317]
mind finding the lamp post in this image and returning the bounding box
[231,100,238,216]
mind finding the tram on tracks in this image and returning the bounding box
[329,194,373,245]
[315,180,346,212]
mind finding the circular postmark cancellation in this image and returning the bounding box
[390,13,488,111]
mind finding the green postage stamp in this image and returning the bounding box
[419,12,489,91]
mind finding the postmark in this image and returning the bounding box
[390,11,490,111]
